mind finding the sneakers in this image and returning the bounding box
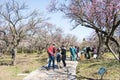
[46,67,50,71]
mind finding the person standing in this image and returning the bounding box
[11,48,15,59]
[69,45,73,60]
[86,47,91,59]
[47,43,56,70]
[75,46,80,60]
[69,45,76,61]
[56,48,61,69]
[61,45,66,67]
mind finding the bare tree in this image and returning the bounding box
[0,0,42,65]
[62,34,78,49]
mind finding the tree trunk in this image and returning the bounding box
[96,31,104,58]
[105,36,120,62]
[105,43,119,60]
[109,37,120,62]
[12,48,17,65]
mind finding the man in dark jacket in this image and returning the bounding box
[61,45,66,67]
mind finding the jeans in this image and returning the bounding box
[48,55,55,69]
[62,55,66,67]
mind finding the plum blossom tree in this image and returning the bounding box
[48,0,120,61]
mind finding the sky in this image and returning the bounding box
[21,0,94,42]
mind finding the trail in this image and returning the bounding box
[23,59,78,80]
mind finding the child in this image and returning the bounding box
[56,48,61,69]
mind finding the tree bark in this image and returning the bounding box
[11,48,17,65]
[105,36,120,62]
[109,37,120,62]
[105,43,119,60]
[96,31,104,58]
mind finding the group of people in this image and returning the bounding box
[69,45,98,60]
[47,43,67,70]
[80,46,98,60]
[47,43,98,70]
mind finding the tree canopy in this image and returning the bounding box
[48,0,120,61]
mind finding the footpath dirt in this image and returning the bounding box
[23,60,78,80]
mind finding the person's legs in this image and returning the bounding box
[51,56,55,69]
[87,52,90,59]
[76,52,78,58]
[48,56,52,69]
[57,62,60,69]
[73,53,76,61]
[63,60,66,67]
[62,59,66,67]
[71,54,74,61]
[57,58,61,69]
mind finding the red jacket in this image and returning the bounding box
[47,45,55,56]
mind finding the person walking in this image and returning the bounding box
[61,45,66,67]
[47,43,56,70]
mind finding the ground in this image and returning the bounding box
[0,53,48,80]
[23,61,78,80]
[0,52,120,80]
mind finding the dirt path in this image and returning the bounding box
[23,60,78,80]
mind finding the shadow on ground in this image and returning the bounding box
[77,75,101,80]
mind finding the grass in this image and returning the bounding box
[76,53,120,80]
[0,52,48,80]
[0,51,71,80]
[0,51,119,80]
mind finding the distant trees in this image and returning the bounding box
[18,22,79,54]
[28,22,63,54]
[48,0,120,61]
